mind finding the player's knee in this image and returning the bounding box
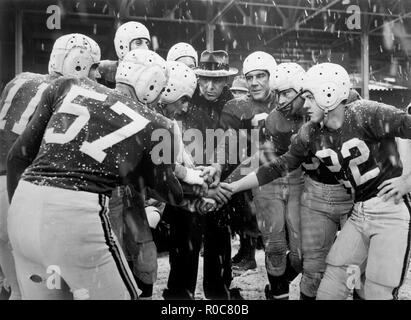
[300,272,323,297]
[365,279,397,300]
[265,252,287,276]
[317,265,350,300]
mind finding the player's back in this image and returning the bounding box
[0,72,58,174]
[21,76,181,198]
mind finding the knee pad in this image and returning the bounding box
[300,272,323,297]
[265,252,286,276]
[303,254,327,275]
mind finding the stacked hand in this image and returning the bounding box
[196,164,222,188]
[206,184,233,205]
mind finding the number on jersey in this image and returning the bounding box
[0,78,49,134]
[44,85,150,163]
[315,138,380,187]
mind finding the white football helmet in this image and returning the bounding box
[271,63,305,92]
[116,49,168,104]
[166,42,198,67]
[242,51,277,78]
[114,21,150,60]
[303,63,351,111]
[160,61,197,104]
[48,33,100,77]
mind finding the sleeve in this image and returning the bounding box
[368,102,411,140]
[6,81,59,201]
[255,125,311,186]
[218,104,245,178]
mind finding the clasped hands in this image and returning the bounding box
[190,164,235,213]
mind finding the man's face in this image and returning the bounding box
[302,92,324,123]
[88,63,101,81]
[164,96,190,120]
[277,88,306,117]
[130,38,150,51]
[198,76,227,101]
[245,70,270,101]
[176,56,196,69]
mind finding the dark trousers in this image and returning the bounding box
[163,204,232,299]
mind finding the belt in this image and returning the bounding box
[0,170,6,176]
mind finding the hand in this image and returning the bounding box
[183,168,205,185]
[206,185,233,204]
[377,175,411,204]
[219,182,236,194]
[196,164,222,187]
[192,182,209,197]
[197,198,218,214]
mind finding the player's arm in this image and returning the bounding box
[369,103,411,202]
[215,105,244,181]
[221,126,310,194]
[369,102,411,139]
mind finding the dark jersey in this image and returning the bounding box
[0,72,59,174]
[256,100,411,202]
[97,60,118,89]
[7,76,183,203]
[219,93,275,177]
[300,89,361,185]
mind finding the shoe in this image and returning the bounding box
[353,289,364,300]
[231,248,245,264]
[229,288,244,300]
[163,288,194,300]
[0,287,11,300]
[265,284,289,300]
[300,292,316,300]
[232,257,257,272]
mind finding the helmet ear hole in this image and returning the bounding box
[114,22,150,60]
[48,33,101,77]
[159,61,197,105]
[303,63,350,111]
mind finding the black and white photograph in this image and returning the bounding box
[1,0,411,307]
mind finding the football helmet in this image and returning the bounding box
[48,33,100,78]
[116,49,168,104]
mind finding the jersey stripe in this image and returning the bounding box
[392,195,411,300]
[98,194,138,300]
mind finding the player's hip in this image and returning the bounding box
[8,180,112,264]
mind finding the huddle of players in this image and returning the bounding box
[0,19,411,300]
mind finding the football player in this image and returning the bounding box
[229,76,249,99]
[267,63,357,300]
[122,60,205,299]
[223,62,411,300]
[221,52,303,299]
[166,42,198,69]
[6,49,185,300]
[98,21,151,88]
[0,33,100,300]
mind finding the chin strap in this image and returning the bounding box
[275,89,304,118]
